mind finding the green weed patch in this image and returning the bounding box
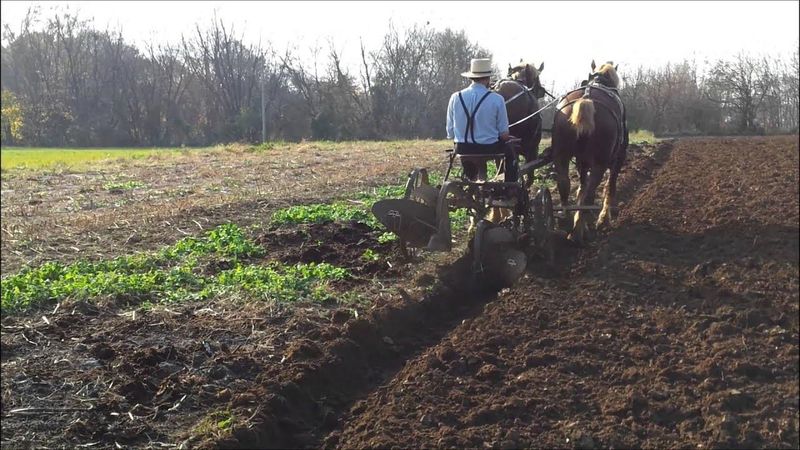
[269,176,475,233]
[377,232,398,244]
[1,224,349,314]
[269,182,408,228]
[270,202,378,228]
[215,262,347,303]
[360,249,380,262]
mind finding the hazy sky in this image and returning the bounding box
[2,1,798,92]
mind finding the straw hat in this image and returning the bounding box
[461,58,493,78]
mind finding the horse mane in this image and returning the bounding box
[595,62,620,88]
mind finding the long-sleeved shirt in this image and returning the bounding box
[446,83,509,145]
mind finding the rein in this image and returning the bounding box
[493,76,557,128]
[488,65,567,128]
[505,79,617,130]
[508,96,560,128]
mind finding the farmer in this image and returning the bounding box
[446,58,518,182]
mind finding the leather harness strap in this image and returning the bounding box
[498,79,534,105]
[558,81,624,125]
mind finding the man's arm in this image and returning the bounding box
[446,94,455,140]
[495,95,513,141]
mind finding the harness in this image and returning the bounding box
[495,79,534,106]
[582,80,625,118]
[491,78,558,129]
[457,90,493,143]
[558,78,627,155]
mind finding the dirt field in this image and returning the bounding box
[1,136,798,449]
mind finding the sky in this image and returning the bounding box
[2,1,798,92]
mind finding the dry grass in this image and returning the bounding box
[1,140,451,273]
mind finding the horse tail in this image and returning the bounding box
[569,98,595,136]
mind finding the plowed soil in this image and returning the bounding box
[1,136,798,450]
[330,136,799,449]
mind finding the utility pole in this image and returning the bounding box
[261,75,266,143]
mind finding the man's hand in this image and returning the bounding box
[499,132,518,142]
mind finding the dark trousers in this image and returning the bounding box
[455,142,518,183]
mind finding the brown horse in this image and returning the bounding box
[493,61,546,176]
[480,62,545,226]
[551,60,628,244]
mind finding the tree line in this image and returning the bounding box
[621,54,799,136]
[1,10,798,147]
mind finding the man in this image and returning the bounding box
[446,58,518,182]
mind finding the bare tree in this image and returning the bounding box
[706,52,772,132]
[182,15,266,142]
[3,9,796,145]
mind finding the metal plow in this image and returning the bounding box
[372,164,557,288]
[371,169,440,251]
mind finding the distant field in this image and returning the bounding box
[629,129,657,143]
[0,131,658,171]
[0,141,444,171]
[0,147,208,170]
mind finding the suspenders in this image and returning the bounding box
[457,90,493,143]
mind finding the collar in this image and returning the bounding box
[469,82,490,91]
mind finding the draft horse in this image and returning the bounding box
[551,60,629,244]
[492,61,547,185]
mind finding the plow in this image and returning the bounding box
[372,62,627,287]
[372,145,565,287]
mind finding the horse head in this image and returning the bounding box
[586,60,620,88]
[507,61,546,98]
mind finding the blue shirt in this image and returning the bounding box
[446,83,509,145]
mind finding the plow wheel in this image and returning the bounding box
[472,220,527,288]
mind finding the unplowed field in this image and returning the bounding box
[2,136,798,449]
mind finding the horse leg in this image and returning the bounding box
[570,166,604,245]
[598,145,626,228]
[575,161,588,203]
[554,154,571,208]
[553,154,573,232]
[597,166,618,229]
[532,123,542,161]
